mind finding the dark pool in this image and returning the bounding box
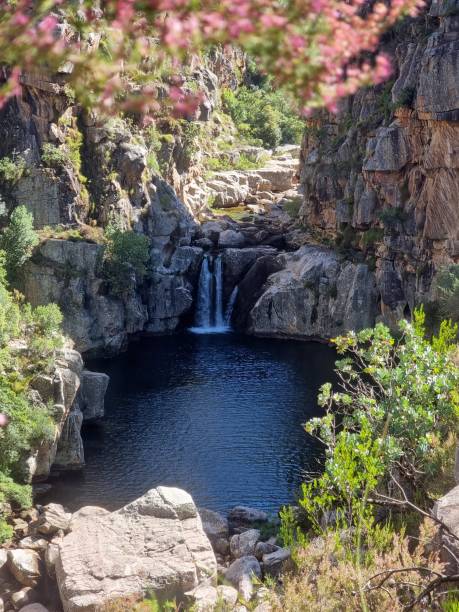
[47,333,336,514]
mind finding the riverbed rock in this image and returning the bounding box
[0,549,7,572]
[18,605,50,612]
[55,487,217,611]
[225,555,261,600]
[7,550,41,587]
[230,529,260,559]
[228,506,268,526]
[18,537,49,552]
[185,585,218,611]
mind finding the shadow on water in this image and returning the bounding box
[46,333,336,514]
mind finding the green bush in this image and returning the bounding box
[0,205,38,282]
[0,156,25,184]
[41,142,68,168]
[282,308,459,543]
[103,226,150,296]
[221,85,304,148]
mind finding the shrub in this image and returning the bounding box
[41,142,68,168]
[0,156,25,184]
[361,227,384,248]
[378,206,408,227]
[0,205,38,282]
[103,226,150,296]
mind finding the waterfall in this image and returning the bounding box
[194,255,212,328]
[190,254,236,334]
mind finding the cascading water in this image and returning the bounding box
[190,254,237,334]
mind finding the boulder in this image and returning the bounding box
[262,548,292,577]
[198,508,229,541]
[230,529,260,559]
[18,537,49,551]
[36,504,71,536]
[77,370,109,421]
[7,550,41,587]
[11,588,40,610]
[217,585,239,607]
[225,556,261,601]
[55,487,217,612]
[228,506,268,526]
[0,549,8,571]
[254,541,279,560]
[18,606,50,612]
[218,229,247,248]
[185,585,218,611]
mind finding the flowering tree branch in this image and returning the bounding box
[0,0,423,115]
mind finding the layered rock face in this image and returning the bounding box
[298,3,459,325]
[27,348,108,478]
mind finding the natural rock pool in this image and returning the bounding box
[47,333,335,514]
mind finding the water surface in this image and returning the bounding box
[48,333,335,514]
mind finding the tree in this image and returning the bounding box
[0,0,423,116]
[103,225,150,296]
[0,206,38,282]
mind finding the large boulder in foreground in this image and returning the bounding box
[55,487,217,612]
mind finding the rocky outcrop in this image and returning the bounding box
[246,245,377,340]
[297,3,459,325]
[55,488,217,611]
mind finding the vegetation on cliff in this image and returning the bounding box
[0,215,64,543]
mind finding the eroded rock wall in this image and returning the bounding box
[298,2,459,327]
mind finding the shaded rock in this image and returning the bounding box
[7,550,41,587]
[262,548,292,577]
[228,506,268,526]
[36,504,71,536]
[218,229,247,248]
[254,541,279,561]
[198,508,229,541]
[55,487,216,611]
[0,549,7,571]
[11,587,41,610]
[214,538,230,556]
[77,370,109,421]
[230,529,260,559]
[45,542,60,579]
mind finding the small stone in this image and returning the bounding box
[12,519,29,535]
[19,509,39,523]
[0,549,7,571]
[10,587,39,609]
[18,605,50,612]
[216,585,238,607]
[230,529,260,559]
[36,503,71,535]
[44,542,59,578]
[254,541,278,561]
[185,584,218,611]
[18,537,48,552]
[262,548,292,577]
[7,550,41,587]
